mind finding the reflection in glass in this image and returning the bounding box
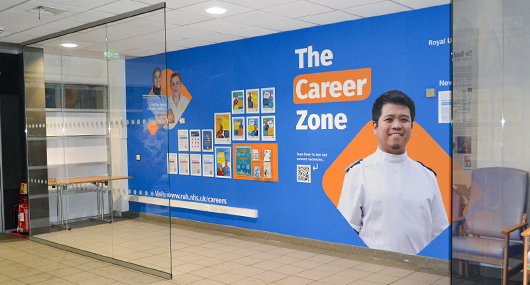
[452,0,530,284]
[24,5,171,279]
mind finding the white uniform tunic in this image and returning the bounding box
[169,93,189,122]
[167,93,190,129]
[337,148,448,255]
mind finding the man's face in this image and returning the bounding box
[153,71,161,89]
[171,76,181,95]
[373,103,412,155]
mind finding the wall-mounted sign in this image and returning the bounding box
[103,50,119,60]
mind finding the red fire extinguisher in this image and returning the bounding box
[16,198,29,234]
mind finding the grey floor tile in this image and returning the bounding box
[0,221,452,285]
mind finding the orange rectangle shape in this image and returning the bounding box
[233,143,278,182]
[293,68,371,104]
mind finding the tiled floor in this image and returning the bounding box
[1,218,450,284]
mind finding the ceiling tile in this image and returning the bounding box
[35,0,112,10]
[0,0,448,46]
[344,1,410,18]
[299,10,361,25]
[0,33,35,43]
[0,11,57,31]
[260,19,315,32]
[0,0,24,11]
[7,0,86,20]
[262,1,333,18]
[163,10,213,25]
[40,37,62,48]
[17,26,60,37]
[306,0,382,10]
[166,32,185,43]
[121,42,164,54]
[166,26,214,39]
[163,0,209,10]
[224,26,278,38]
[123,44,166,57]
[0,31,14,39]
[222,0,298,10]
[37,19,85,31]
[0,24,31,35]
[168,38,214,49]
[106,19,165,41]
[223,10,289,25]
[195,33,243,43]
[94,0,149,14]
[166,42,187,52]
[178,1,254,18]
[62,27,108,45]
[187,19,249,32]
[68,10,115,23]
[109,33,166,52]
[393,0,451,9]
[81,43,107,52]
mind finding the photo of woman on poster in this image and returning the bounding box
[168,72,189,128]
[148,67,168,127]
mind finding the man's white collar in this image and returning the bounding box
[376,147,408,163]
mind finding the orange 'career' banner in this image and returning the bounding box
[293,68,371,104]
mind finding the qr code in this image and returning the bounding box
[297,165,311,183]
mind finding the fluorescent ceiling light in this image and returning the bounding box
[206,7,226,14]
[61,43,77,48]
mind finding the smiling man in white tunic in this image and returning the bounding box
[337,90,449,255]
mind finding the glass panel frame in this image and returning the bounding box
[452,0,530,283]
[23,4,171,279]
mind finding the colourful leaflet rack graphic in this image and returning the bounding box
[233,143,278,182]
[235,146,252,176]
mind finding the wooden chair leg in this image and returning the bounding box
[502,236,509,285]
[523,236,529,285]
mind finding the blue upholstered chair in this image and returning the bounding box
[452,167,528,285]
[452,192,464,236]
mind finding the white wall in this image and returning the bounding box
[44,53,130,220]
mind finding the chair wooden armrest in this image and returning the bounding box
[452,216,465,223]
[501,222,528,235]
[521,227,530,237]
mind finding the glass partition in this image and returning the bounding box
[23,5,171,278]
[452,0,530,283]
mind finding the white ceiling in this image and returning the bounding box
[0,0,450,56]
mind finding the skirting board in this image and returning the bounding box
[138,212,450,271]
[129,196,258,218]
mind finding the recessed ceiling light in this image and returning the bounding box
[206,7,226,14]
[61,43,77,48]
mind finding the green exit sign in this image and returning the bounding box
[103,50,119,60]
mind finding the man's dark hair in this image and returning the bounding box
[372,90,415,125]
